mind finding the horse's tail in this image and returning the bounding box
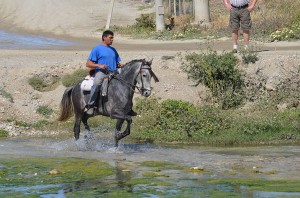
[57,86,74,121]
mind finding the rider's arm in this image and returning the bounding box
[86,60,107,70]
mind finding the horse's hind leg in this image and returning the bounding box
[82,114,95,140]
[82,114,91,131]
[74,115,82,140]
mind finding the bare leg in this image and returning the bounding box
[243,29,250,49]
[232,30,239,46]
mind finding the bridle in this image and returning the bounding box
[113,61,159,94]
[136,64,159,93]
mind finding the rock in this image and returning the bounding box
[190,166,204,171]
[49,169,59,175]
[276,103,288,111]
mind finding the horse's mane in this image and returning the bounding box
[124,59,146,66]
[120,58,158,82]
[122,59,145,70]
[121,59,147,73]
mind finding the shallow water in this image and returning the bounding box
[0,30,73,49]
[0,133,300,197]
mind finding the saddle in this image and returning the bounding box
[80,75,94,91]
[80,74,113,96]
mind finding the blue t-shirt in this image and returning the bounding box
[88,44,121,73]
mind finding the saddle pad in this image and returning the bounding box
[80,75,94,91]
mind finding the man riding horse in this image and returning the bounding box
[85,30,137,116]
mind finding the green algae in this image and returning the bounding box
[142,171,170,177]
[127,178,173,186]
[209,178,300,192]
[0,157,114,186]
[140,160,174,168]
[1,157,300,197]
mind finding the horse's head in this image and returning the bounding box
[136,59,159,97]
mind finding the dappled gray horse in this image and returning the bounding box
[58,59,159,146]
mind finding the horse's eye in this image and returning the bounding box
[142,74,147,78]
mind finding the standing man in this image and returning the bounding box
[223,0,258,53]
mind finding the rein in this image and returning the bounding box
[113,75,139,92]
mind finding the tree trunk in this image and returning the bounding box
[173,0,177,16]
[179,0,182,15]
[156,0,165,31]
[194,0,210,25]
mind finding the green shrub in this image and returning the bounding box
[270,23,300,41]
[134,13,155,29]
[36,105,54,117]
[28,76,60,92]
[0,87,14,103]
[14,120,51,128]
[133,98,227,143]
[132,97,300,145]
[240,49,259,64]
[0,129,8,138]
[181,50,244,109]
[61,69,89,87]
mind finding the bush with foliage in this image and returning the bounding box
[240,49,259,64]
[270,23,300,41]
[0,87,14,103]
[0,129,8,138]
[181,50,244,109]
[131,97,300,145]
[37,105,54,117]
[133,98,227,142]
[28,76,60,92]
[134,13,155,29]
[61,69,89,87]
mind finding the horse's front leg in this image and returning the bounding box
[114,117,132,147]
[115,119,124,147]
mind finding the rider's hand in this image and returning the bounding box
[117,62,123,68]
[99,64,107,70]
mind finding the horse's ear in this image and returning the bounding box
[149,58,153,65]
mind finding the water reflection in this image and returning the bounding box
[0,30,73,49]
[115,160,133,191]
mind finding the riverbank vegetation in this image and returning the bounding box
[131,97,300,145]
[129,49,300,145]
[19,48,300,145]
